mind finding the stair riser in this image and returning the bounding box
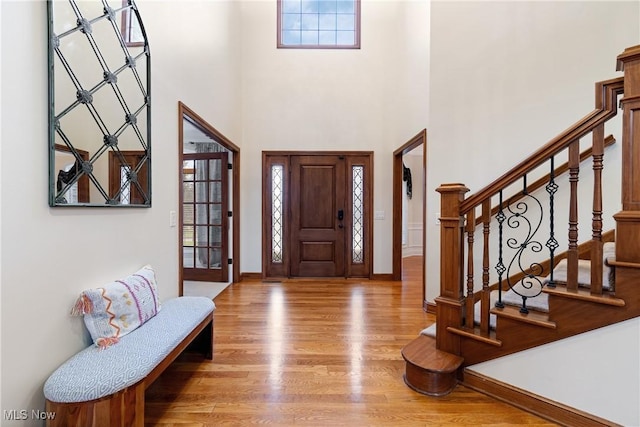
[403,362,459,397]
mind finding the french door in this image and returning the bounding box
[182,152,228,282]
[263,152,372,278]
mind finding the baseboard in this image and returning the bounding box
[462,370,621,427]
[371,273,394,281]
[241,273,386,282]
[424,300,436,314]
[240,272,262,281]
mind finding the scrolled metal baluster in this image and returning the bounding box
[504,175,545,313]
[546,156,559,288]
[495,191,506,308]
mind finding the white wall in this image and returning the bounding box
[0,1,241,425]
[0,0,4,416]
[239,0,429,274]
[427,2,640,424]
[470,318,640,426]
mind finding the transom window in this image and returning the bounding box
[277,0,360,49]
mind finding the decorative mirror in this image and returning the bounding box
[48,0,151,206]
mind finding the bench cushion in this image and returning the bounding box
[44,296,215,403]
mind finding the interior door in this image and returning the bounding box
[109,150,149,204]
[182,152,228,282]
[56,144,90,203]
[290,155,346,277]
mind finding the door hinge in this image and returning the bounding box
[228,211,233,217]
[228,258,233,265]
[227,163,233,170]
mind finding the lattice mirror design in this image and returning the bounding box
[48,0,151,206]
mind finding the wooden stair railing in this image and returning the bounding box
[402,45,640,426]
[435,75,624,357]
[431,45,640,368]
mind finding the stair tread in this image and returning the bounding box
[447,326,502,347]
[401,335,463,373]
[490,305,557,329]
[543,285,625,306]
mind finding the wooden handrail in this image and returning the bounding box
[607,260,640,269]
[460,77,624,214]
[474,135,616,226]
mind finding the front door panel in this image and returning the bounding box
[290,155,345,277]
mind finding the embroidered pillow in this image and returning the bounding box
[72,265,161,348]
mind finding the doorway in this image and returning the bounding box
[109,150,149,205]
[263,151,373,278]
[55,144,89,203]
[182,151,229,282]
[393,130,426,309]
[178,102,240,295]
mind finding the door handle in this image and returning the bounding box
[337,209,344,221]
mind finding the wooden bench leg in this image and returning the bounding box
[187,316,214,360]
[46,381,145,427]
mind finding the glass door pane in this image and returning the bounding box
[182,152,228,281]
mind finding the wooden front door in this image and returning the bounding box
[263,151,372,279]
[290,155,346,277]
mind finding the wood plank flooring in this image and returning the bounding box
[146,257,556,426]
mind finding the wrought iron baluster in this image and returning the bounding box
[495,191,505,308]
[503,174,545,314]
[546,156,559,288]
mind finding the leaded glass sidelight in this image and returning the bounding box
[352,165,364,264]
[272,165,284,263]
[119,165,131,204]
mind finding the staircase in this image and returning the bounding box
[402,45,640,425]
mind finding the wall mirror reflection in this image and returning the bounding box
[48,0,151,206]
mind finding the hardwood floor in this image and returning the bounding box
[146,256,555,426]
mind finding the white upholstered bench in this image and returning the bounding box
[43,296,215,427]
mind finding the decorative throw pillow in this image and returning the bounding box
[71,265,161,348]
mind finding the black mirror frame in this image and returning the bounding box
[47,0,151,207]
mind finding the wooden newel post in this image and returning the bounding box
[435,183,469,354]
[614,45,640,264]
